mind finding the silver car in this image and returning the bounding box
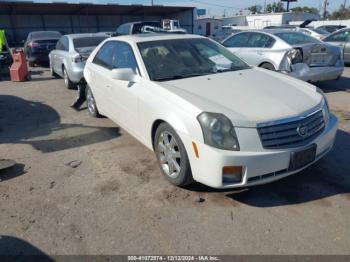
[323,28,350,64]
[222,30,344,82]
[49,33,108,89]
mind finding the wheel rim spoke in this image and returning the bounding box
[157,131,182,178]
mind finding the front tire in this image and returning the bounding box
[86,86,101,118]
[63,66,75,89]
[154,123,194,186]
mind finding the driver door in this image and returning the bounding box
[105,41,141,137]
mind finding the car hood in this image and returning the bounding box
[158,68,322,127]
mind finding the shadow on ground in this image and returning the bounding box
[317,76,350,93]
[186,129,350,207]
[0,95,119,153]
[0,235,53,261]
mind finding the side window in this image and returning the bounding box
[62,37,69,51]
[56,37,63,50]
[301,29,311,35]
[93,41,116,69]
[111,42,138,72]
[223,33,250,48]
[93,41,138,72]
[247,33,275,48]
[326,30,350,42]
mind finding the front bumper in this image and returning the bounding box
[179,114,338,189]
[287,61,344,82]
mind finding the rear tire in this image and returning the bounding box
[63,66,75,89]
[86,86,101,118]
[260,62,275,71]
[28,61,35,67]
[154,123,194,187]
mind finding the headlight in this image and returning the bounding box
[197,112,240,151]
[317,87,330,125]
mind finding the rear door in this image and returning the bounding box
[53,36,69,75]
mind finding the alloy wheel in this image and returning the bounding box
[157,131,182,178]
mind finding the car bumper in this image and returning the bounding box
[287,62,344,82]
[179,114,338,189]
[67,63,85,83]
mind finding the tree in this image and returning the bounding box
[330,5,350,19]
[290,6,319,15]
[266,2,286,13]
[248,5,262,14]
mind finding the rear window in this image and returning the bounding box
[73,37,107,48]
[31,31,61,39]
[274,32,320,45]
[311,28,329,35]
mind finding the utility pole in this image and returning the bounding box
[151,0,154,6]
[264,0,267,13]
[344,0,348,8]
[323,0,329,19]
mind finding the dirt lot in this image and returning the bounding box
[0,66,350,255]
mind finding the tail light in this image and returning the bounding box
[71,54,83,63]
[288,48,303,64]
[28,41,39,48]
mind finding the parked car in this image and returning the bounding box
[323,28,350,64]
[83,34,338,189]
[222,30,344,82]
[24,31,61,66]
[49,33,108,89]
[295,27,329,40]
[317,25,346,34]
[114,21,162,36]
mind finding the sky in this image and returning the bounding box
[6,0,347,16]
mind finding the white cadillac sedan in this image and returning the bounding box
[84,34,338,189]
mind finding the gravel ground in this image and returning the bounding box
[0,66,350,255]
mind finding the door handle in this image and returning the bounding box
[106,84,111,88]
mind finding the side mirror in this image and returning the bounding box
[110,68,140,82]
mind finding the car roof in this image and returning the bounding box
[66,33,110,39]
[109,33,205,43]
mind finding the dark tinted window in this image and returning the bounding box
[132,22,161,34]
[246,33,275,48]
[73,37,107,49]
[325,30,350,42]
[93,41,138,71]
[223,33,250,47]
[31,31,61,39]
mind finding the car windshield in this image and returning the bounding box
[32,31,61,39]
[274,32,321,45]
[138,38,250,81]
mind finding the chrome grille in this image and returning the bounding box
[258,110,325,149]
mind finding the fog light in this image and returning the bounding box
[222,166,243,184]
